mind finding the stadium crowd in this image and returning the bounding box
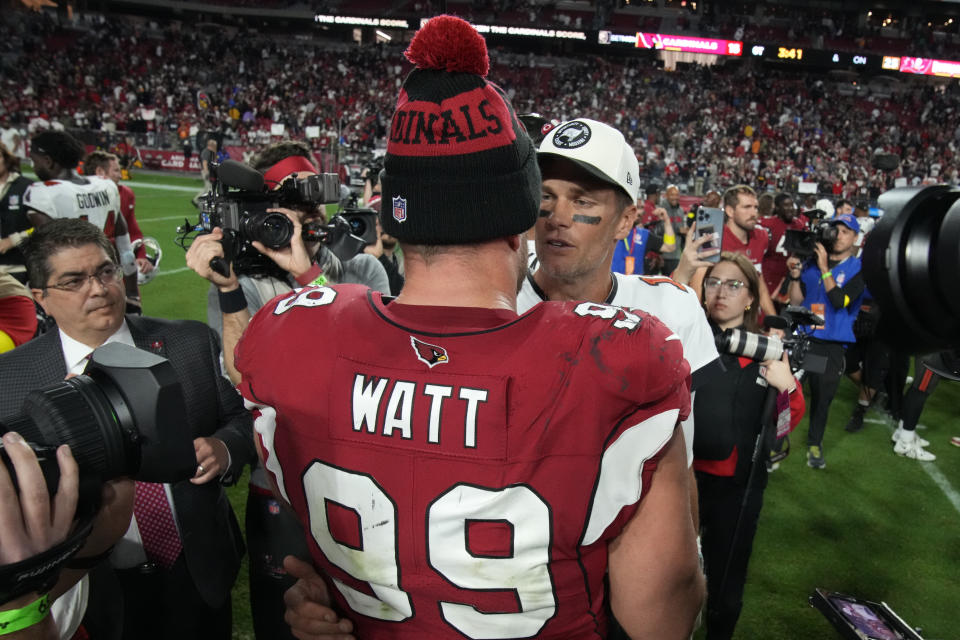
[4,10,960,199]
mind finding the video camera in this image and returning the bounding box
[0,343,195,602]
[783,209,838,258]
[178,159,356,277]
[714,305,827,375]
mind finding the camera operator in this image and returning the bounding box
[0,219,254,640]
[693,252,805,640]
[186,140,388,640]
[786,213,865,469]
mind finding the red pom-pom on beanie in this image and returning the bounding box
[404,15,489,77]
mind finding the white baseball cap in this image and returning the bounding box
[537,118,639,202]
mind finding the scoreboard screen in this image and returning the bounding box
[748,44,879,70]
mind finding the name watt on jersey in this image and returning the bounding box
[351,373,489,447]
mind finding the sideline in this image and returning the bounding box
[153,266,192,277]
[866,415,960,517]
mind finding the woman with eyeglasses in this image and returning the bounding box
[692,252,806,640]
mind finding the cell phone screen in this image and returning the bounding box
[829,597,903,640]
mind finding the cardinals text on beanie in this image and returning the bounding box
[380,15,540,245]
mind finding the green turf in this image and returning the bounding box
[125,174,960,639]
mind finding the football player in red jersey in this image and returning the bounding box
[759,193,808,302]
[236,15,703,640]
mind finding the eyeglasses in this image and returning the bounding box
[46,264,122,293]
[704,277,746,294]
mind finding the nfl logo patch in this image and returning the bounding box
[392,195,407,223]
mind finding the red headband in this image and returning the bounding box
[262,156,318,187]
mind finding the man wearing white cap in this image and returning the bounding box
[522,118,723,465]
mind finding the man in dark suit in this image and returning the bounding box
[0,219,255,640]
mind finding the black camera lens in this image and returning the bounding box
[862,185,960,352]
[241,210,294,249]
[348,216,367,237]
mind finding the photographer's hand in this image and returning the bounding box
[0,433,77,566]
[185,228,239,291]
[761,352,797,393]
[813,242,829,273]
[251,208,313,279]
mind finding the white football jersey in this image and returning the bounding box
[24,174,121,232]
[520,267,722,464]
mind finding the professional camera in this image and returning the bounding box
[337,208,379,246]
[714,305,827,374]
[334,192,379,247]
[0,343,195,602]
[861,185,960,353]
[783,211,838,258]
[179,159,347,277]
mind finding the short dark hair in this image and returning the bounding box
[25,219,116,289]
[30,131,86,171]
[83,150,118,175]
[836,198,854,211]
[723,184,756,210]
[0,142,19,174]
[773,192,793,210]
[251,140,314,173]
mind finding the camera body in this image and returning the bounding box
[783,215,839,258]
[337,207,379,247]
[198,168,340,249]
[185,160,347,277]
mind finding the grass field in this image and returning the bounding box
[104,173,960,639]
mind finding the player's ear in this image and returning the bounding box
[613,204,637,241]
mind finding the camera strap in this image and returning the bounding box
[0,517,94,604]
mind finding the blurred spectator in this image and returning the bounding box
[759,192,808,302]
[0,142,33,284]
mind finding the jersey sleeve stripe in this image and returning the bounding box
[582,408,679,546]
[243,397,290,504]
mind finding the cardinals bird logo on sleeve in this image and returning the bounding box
[411,336,449,368]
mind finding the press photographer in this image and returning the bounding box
[1,219,255,640]
[185,140,387,640]
[786,213,865,470]
[693,252,806,640]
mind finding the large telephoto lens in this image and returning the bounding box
[717,328,785,362]
[861,185,960,353]
[0,343,196,485]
